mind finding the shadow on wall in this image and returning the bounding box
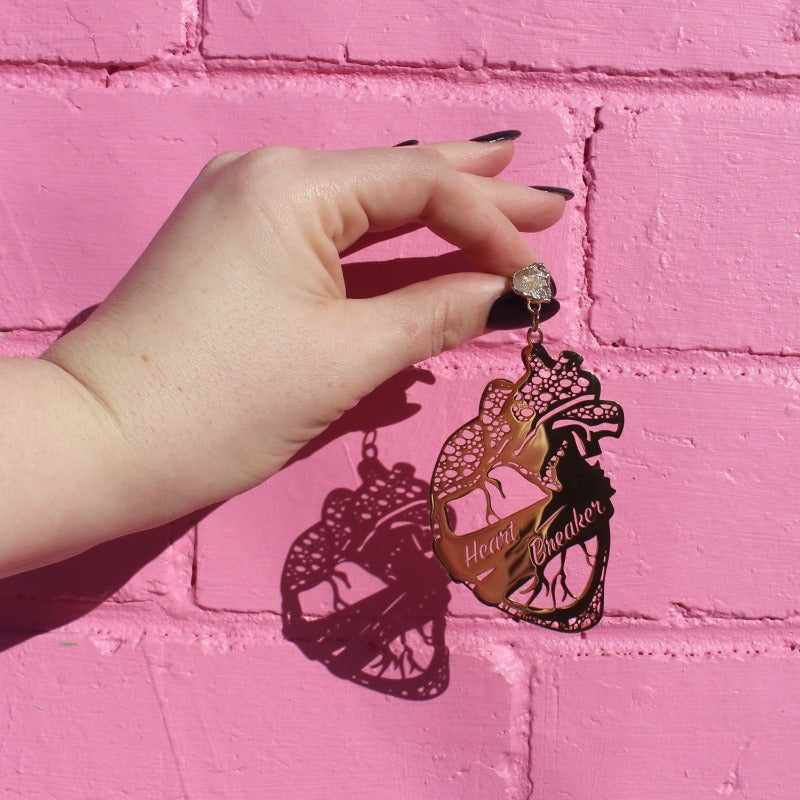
[0,513,202,655]
[278,250,472,699]
[282,429,450,701]
[0,256,456,697]
[0,304,205,654]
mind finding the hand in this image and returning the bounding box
[13,136,566,567]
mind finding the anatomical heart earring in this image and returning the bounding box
[430,264,624,631]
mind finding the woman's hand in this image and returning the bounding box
[4,135,567,574]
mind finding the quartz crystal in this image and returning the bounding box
[512,263,552,302]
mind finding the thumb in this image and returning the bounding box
[346,272,510,390]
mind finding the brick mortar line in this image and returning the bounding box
[8,333,795,388]
[450,612,800,624]
[197,0,206,52]
[6,322,800,365]
[425,347,800,386]
[445,616,800,660]
[6,601,799,642]
[590,343,800,361]
[3,338,797,393]
[1,327,63,334]
[3,629,795,662]
[10,592,800,627]
[201,53,800,87]
[1,58,800,96]
[6,324,800,363]
[0,328,800,389]
[524,673,536,800]
[579,104,603,352]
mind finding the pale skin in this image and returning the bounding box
[0,136,565,578]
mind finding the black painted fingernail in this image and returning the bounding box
[486,293,560,330]
[531,185,574,201]
[470,129,522,143]
[393,139,419,147]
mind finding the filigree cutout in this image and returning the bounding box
[430,342,624,632]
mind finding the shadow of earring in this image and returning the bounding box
[281,433,450,700]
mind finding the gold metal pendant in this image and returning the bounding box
[430,264,624,632]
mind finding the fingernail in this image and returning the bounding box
[393,139,419,147]
[486,293,560,330]
[470,129,522,143]
[531,185,574,201]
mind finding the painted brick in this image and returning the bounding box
[531,653,800,798]
[603,367,800,619]
[0,0,189,64]
[0,84,579,329]
[203,0,800,75]
[0,632,186,797]
[197,362,799,621]
[197,351,603,620]
[196,374,461,612]
[3,0,800,792]
[589,98,800,354]
[0,339,195,616]
[0,329,57,358]
[197,361,569,618]
[202,0,348,61]
[0,517,194,636]
[0,324,195,614]
[0,629,527,799]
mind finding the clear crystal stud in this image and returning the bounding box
[512,263,553,303]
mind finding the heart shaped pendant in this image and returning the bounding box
[429,265,624,632]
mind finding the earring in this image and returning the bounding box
[429,264,624,632]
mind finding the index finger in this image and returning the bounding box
[317,144,541,276]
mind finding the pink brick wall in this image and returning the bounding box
[2,3,799,797]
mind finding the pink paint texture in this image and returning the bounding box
[0,0,191,64]
[2,2,800,798]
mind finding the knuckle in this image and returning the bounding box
[406,148,459,219]
[243,145,308,180]
[199,146,313,213]
[429,291,462,358]
[412,146,451,180]
[219,146,314,207]
[199,151,244,178]
[481,209,506,243]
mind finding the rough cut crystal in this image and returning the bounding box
[512,263,552,302]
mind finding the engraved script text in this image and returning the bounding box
[530,501,607,567]
[464,521,519,569]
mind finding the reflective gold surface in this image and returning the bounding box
[430,342,624,632]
